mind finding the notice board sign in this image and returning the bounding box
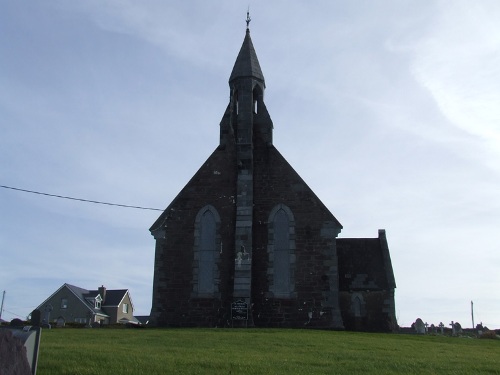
[231,300,248,321]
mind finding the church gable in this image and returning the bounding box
[253,145,342,229]
[150,148,236,238]
[150,18,396,331]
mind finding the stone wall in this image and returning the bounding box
[150,146,237,327]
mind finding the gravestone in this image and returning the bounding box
[414,318,425,334]
[0,326,41,375]
[42,304,53,328]
[439,322,444,334]
[476,323,483,335]
[31,309,41,326]
[0,328,32,375]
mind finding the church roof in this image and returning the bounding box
[336,231,396,291]
[229,29,265,85]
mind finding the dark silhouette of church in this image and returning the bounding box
[150,21,397,331]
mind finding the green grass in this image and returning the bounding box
[37,328,500,375]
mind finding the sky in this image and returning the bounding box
[1,1,499,329]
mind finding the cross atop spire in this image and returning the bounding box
[246,9,251,30]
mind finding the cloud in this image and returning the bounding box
[1,0,499,328]
[411,0,500,171]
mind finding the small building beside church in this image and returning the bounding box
[150,21,397,331]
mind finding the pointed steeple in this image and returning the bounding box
[219,16,273,149]
[229,29,265,85]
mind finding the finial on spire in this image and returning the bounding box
[246,8,251,30]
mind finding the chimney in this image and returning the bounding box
[98,285,106,304]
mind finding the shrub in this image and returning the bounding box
[479,330,498,340]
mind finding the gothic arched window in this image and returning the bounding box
[193,205,221,297]
[353,296,361,317]
[252,84,263,114]
[268,204,296,298]
[351,293,365,318]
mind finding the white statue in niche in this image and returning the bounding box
[235,245,250,267]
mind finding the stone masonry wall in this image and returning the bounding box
[151,146,237,327]
[252,143,343,328]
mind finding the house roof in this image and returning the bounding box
[65,284,109,317]
[101,289,128,307]
[37,283,134,318]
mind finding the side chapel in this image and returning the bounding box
[150,19,397,331]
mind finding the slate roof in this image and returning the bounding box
[229,29,265,85]
[65,284,108,316]
[336,230,396,291]
[101,289,128,307]
[57,283,132,316]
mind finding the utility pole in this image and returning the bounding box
[471,300,475,329]
[0,290,5,321]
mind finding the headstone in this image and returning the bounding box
[0,329,32,375]
[56,317,65,328]
[414,318,426,334]
[42,304,53,327]
[476,323,483,335]
[31,309,41,326]
[454,322,462,334]
[439,322,444,334]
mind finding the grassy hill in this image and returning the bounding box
[38,328,499,374]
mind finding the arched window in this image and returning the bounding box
[233,89,239,115]
[193,206,221,297]
[268,204,296,298]
[252,85,263,114]
[351,293,365,318]
[353,296,361,317]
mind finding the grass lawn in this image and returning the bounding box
[37,328,499,375]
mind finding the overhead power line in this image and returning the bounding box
[1,184,163,211]
[3,309,26,319]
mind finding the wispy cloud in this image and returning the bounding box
[411,0,500,170]
[1,1,499,327]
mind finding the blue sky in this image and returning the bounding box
[1,1,499,328]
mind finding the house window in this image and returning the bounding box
[74,318,86,324]
[95,295,102,309]
[61,298,68,309]
[192,205,221,297]
[123,303,128,314]
[268,204,296,298]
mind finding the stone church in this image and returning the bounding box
[150,23,397,331]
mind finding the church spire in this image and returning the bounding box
[229,14,265,85]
